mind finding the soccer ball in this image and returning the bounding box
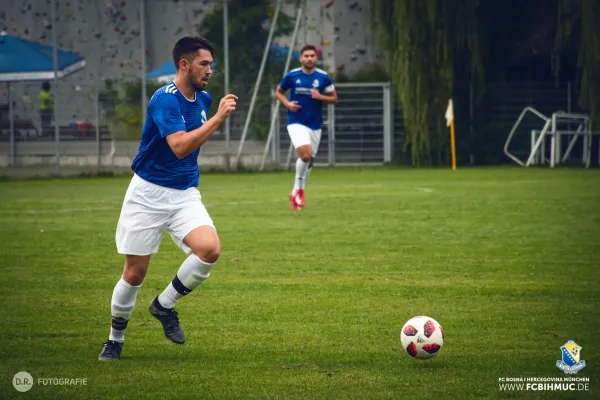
[400,316,445,359]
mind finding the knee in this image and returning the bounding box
[299,152,311,163]
[122,261,147,286]
[297,145,312,162]
[194,241,220,264]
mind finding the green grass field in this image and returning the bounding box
[1,167,599,399]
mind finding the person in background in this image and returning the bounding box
[39,81,53,136]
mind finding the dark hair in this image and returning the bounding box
[41,81,51,91]
[172,36,214,70]
[300,45,317,55]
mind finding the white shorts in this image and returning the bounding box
[115,174,215,255]
[287,123,321,157]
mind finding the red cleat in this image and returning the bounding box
[289,192,300,210]
[296,189,305,208]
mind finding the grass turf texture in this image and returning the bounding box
[0,167,599,399]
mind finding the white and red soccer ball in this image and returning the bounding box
[400,316,445,360]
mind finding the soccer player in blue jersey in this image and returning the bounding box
[99,36,237,361]
[276,44,338,210]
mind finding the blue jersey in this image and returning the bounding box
[279,68,334,130]
[131,82,211,190]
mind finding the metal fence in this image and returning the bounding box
[264,82,394,168]
[1,79,596,178]
[0,81,395,177]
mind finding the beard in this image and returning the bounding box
[189,73,208,91]
[302,62,315,70]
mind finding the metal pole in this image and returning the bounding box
[270,93,276,162]
[51,0,60,176]
[327,103,335,166]
[8,83,15,166]
[275,98,280,163]
[223,0,231,171]
[303,0,307,46]
[383,83,391,163]
[235,0,282,168]
[95,85,101,169]
[141,0,147,121]
[259,4,303,170]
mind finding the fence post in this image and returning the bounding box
[95,85,101,170]
[383,83,392,163]
[327,103,335,166]
[8,83,15,166]
[270,94,277,163]
[51,0,61,177]
[275,99,280,164]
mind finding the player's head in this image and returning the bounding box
[299,45,318,71]
[172,36,214,90]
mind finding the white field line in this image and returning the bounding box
[2,188,434,215]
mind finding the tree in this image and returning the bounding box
[197,0,297,140]
[369,0,600,165]
[368,0,483,165]
[198,0,295,88]
[553,0,600,128]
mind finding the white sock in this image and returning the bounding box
[157,254,215,309]
[293,158,309,194]
[109,277,141,343]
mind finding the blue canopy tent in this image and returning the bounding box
[0,32,86,81]
[146,60,177,83]
[146,45,301,82]
[0,31,86,168]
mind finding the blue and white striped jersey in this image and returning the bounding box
[132,81,212,190]
[279,68,334,130]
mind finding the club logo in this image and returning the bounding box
[556,341,586,374]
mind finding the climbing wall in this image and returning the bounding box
[0,0,214,126]
[0,0,382,127]
[330,0,383,75]
[281,0,383,75]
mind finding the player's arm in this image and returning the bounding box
[311,76,338,104]
[275,86,302,112]
[276,86,301,112]
[161,94,237,159]
[316,89,338,104]
[276,75,301,112]
[275,86,289,108]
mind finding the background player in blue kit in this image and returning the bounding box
[276,45,338,210]
[99,36,237,361]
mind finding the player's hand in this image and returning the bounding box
[217,94,238,120]
[287,100,301,112]
[310,89,322,100]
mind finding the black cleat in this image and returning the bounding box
[149,297,186,344]
[98,340,123,361]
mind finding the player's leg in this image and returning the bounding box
[99,175,168,360]
[99,255,150,361]
[301,128,322,199]
[287,124,313,209]
[149,190,219,344]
